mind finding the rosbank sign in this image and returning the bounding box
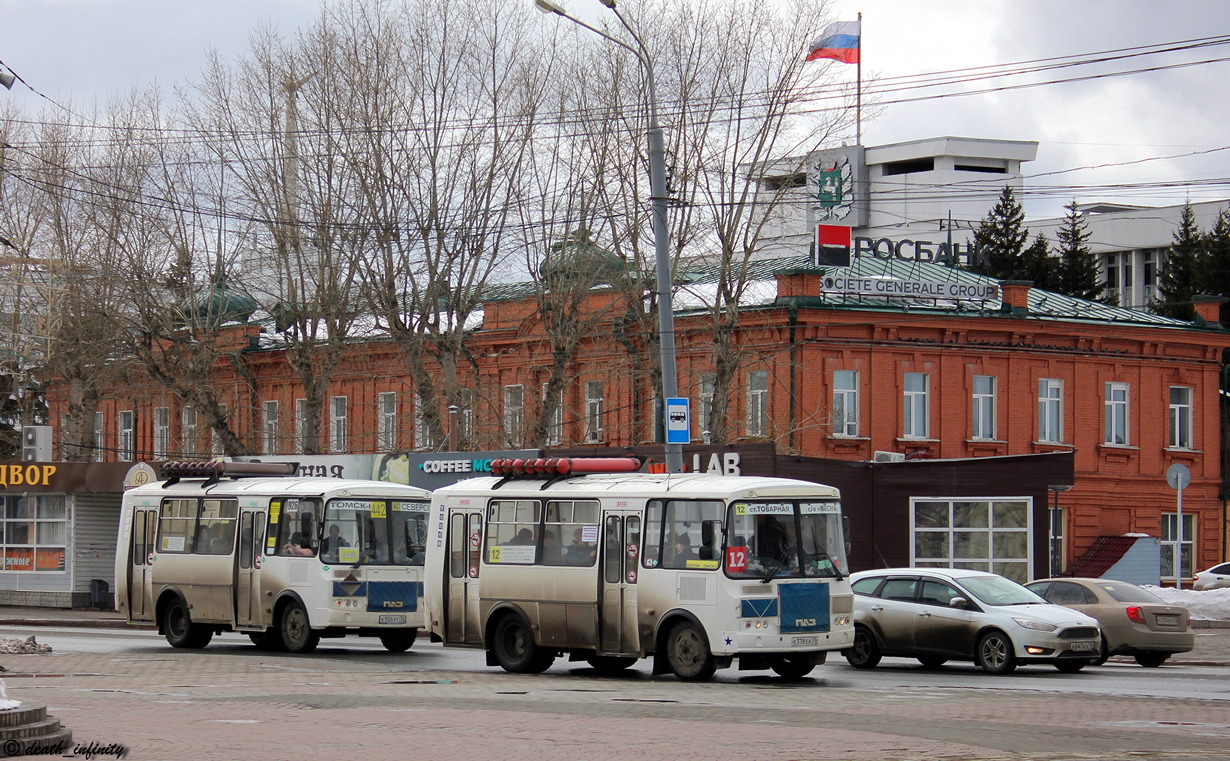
[853,236,982,267]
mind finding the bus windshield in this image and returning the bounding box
[322,498,430,566]
[726,500,847,580]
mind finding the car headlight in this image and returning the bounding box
[1013,617,1057,632]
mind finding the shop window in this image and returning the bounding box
[911,498,1032,583]
[0,495,67,572]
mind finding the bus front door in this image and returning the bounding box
[444,509,483,645]
[598,513,640,655]
[235,510,266,628]
[127,508,157,622]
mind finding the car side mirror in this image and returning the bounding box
[949,597,969,609]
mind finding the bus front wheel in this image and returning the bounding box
[279,601,320,654]
[163,598,212,649]
[665,621,716,681]
[492,614,555,674]
[379,630,418,653]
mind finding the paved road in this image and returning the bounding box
[3,625,1230,761]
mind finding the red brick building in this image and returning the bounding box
[52,256,1230,583]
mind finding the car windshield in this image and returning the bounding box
[1098,582,1163,604]
[958,575,1046,606]
[726,500,847,580]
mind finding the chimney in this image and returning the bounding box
[998,280,1031,315]
[1192,294,1226,326]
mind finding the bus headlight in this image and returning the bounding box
[834,616,851,626]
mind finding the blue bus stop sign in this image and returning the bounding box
[665,397,691,445]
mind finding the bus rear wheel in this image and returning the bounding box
[279,601,320,654]
[665,621,716,681]
[768,653,816,679]
[379,630,418,653]
[492,614,555,674]
[163,598,212,649]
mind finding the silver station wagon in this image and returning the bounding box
[844,568,1101,674]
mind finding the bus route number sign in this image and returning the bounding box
[726,545,748,573]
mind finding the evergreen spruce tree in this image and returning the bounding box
[1020,232,1057,292]
[1155,203,1204,320]
[972,186,1028,280]
[1200,207,1230,300]
[1055,200,1107,303]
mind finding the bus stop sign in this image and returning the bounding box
[665,397,691,445]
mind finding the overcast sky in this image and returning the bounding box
[2,0,1228,219]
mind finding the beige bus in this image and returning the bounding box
[424,457,854,681]
[117,461,432,652]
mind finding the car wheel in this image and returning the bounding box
[975,630,1017,674]
[163,598,213,649]
[1091,635,1109,666]
[1054,659,1089,673]
[586,655,638,674]
[492,613,555,674]
[665,620,717,681]
[1134,652,1169,668]
[767,654,816,679]
[379,629,418,653]
[279,601,320,654]
[917,656,947,669]
[844,626,881,669]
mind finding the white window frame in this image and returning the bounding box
[541,384,563,447]
[971,375,996,440]
[378,392,397,451]
[181,407,198,457]
[698,374,716,442]
[0,494,67,573]
[153,406,169,459]
[833,370,859,437]
[294,398,308,455]
[118,410,135,460]
[93,411,104,462]
[584,381,604,443]
[746,370,769,437]
[1161,512,1195,582]
[211,404,227,457]
[1104,381,1130,445]
[1169,386,1193,449]
[903,372,929,439]
[503,385,525,447]
[329,396,348,453]
[910,497,1033,583]
[414,404,433,450]
[1038,378,1063,443]
[262,400,280,455]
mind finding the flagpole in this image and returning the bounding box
[856,11,862,146]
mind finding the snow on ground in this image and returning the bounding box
[1142,586,1230,621]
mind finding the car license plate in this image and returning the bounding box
[1156,614,1179,626]
[378,615,407,625]
[1069,641,1096,652]
[792,636,818,647]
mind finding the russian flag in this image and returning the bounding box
[806,20,860,64]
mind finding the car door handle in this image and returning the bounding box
[870,605,884,612]
[918,611,932,617]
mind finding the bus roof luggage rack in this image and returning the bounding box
[488,457,643,490]
[159,460,298,487]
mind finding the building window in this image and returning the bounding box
[118,410,135,460]
[414,404,434,450]
[153,407,169,459]
[457,390,474,446]
[330,396,348,453]
[262,400,280,455]
[0,495,66,572]
[912,498,1031,583]
[211,404,227,457]
[181,407,198,457]
[1104,382,1130,445]
[378,392,397,451]
[903,372,929,439]
[584,381,605,443]
[503,385,525,447]
[1169,386,1193,449]
[698,374,716,442]
[833,370,859,437]
[542,384,563,447]
[1038,379,1063,443]
[747,370,769,437]
[971,375,996,440]
[1048,505,1065,577]
[1161,512,1195,581]
[93,412,104,462]
[294,398,308,454]
[1143,249,1159,305]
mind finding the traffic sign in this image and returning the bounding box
[1166,463,1190,490]
[665,397,690,445]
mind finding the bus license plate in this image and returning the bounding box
[1069,641,1096,652]
[792,636,818,647]
[378,615,407,625]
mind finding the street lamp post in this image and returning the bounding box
[534,0,683,473]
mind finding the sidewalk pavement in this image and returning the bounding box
[0,605,1228,665]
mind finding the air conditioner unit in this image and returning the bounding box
[872,450,905,463]
[21,426,52,462]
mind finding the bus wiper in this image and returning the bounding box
[760,550,788,583]
[811,551,844,581]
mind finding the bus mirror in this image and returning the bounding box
[701,520,716,549]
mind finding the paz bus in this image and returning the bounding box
[116,461,432,652]
[424,457,854,681]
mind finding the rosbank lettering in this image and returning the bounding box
[853,236,982,266]
[0,465,56,489]
[420,459,495,474]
